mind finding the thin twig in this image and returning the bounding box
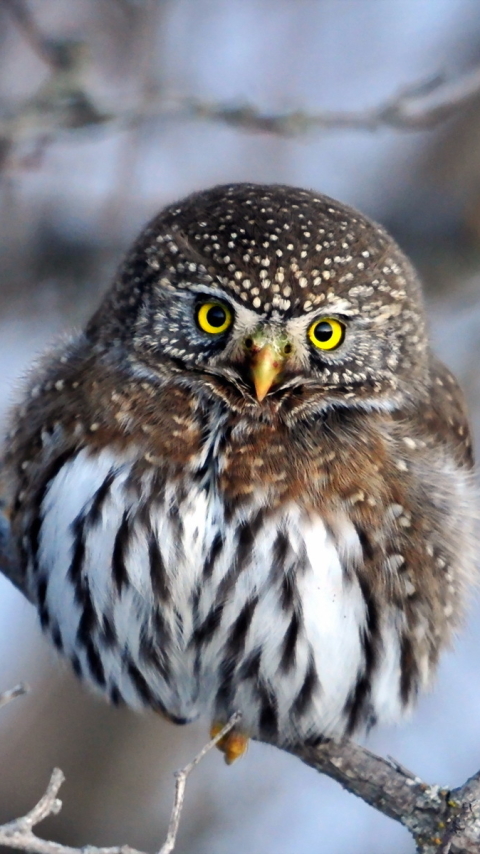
[3,0,62,69]
[0,764,141,854]
[18,769,64,830]
[158,711,242,854]
[0,713,242,854]
[0,683,29,710]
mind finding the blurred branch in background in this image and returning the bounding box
[2,0,480,173]
[0,0,109,169]
[181,68,480,135]
[3,0,82,70]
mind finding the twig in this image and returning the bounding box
[0,683,29,710]
[158,711,241,854]
[0,712,242,854]
[0,765,144,854]
[3,0,67,70]
[2,0,480,171]
[16,769,64,830]
[386,754,420,782]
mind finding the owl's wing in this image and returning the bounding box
[0,482,31,600]
[421,354,474,469]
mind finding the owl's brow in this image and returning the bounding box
[181,283,265,323]
[185,283,231,298]
[311,298,355,316]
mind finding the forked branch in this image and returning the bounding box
[3,0,480,168]
[0,695,240,854]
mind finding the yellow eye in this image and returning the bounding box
[196,301,233,335]
[308,317,345,350]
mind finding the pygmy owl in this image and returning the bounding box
[3,183,476,762]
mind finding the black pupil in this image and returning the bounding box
[206,305,227,327]
[313,321,333,342]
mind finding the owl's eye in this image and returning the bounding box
[196,301,233,335]
[308,317,345,351]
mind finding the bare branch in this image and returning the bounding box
[16,769,64,831]
[443,770,480,853]
[0,713,242,854]
[283,738,450,853]
[1,57,480,171]
[370,67,480,129]
[0,683,29,710]
[3,0,61,69]
[158,711,242,854]
[272,736,480,852]
[0,766,144,854]
[1,1,480,172]
[150,67,480,136]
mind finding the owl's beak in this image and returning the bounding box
[249,343,287,402]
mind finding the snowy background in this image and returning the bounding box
[1,2,480,853]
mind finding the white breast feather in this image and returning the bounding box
[35,447,405,735]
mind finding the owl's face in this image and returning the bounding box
[132,280,380,407]
[89,184,429,418]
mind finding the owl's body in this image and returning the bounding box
[3,184,476,748]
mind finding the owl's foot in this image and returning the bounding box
[210,721,249,764]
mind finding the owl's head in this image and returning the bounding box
[88,184,429,419]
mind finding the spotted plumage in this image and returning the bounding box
[2,183,477,751]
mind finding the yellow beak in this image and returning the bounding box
[249,344,286,401]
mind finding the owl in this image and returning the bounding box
[2,183,476,763]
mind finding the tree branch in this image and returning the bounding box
[4,66,480,147]
[2,21,480,169]
[163,67,480,135]
[0,762,144,854]
[0,683,29,709]
[4,0,63,70]
[0,500,32,602]
[0,705,241,854]
[285,738,450,854]
[158,712,242,854]
[280,737,480,853]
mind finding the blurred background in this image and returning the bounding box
[1,1,480,853]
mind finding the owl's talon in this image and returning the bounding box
[210,722,249,764]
